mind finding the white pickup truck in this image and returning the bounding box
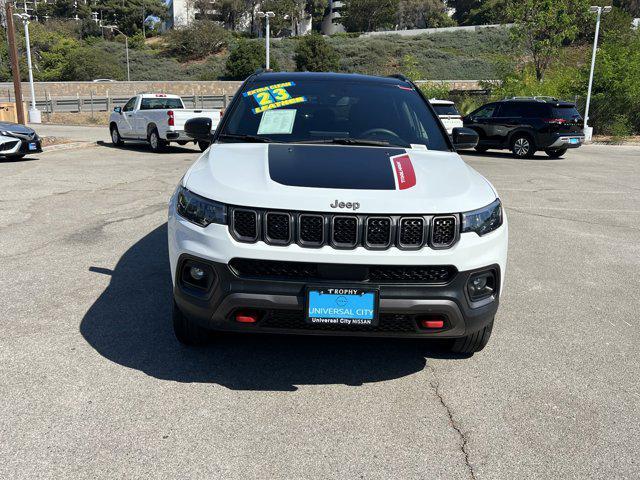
[109,93,221,152]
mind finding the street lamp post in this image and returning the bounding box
[102,25,130,81]
[257,11,275,70]
[584,5,612,142]
[14,13,41,124]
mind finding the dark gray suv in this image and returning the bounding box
[463,97,584,158]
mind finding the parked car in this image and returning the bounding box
[168,71,508,355]
[0,122,42,160]
[463,97,584,158]
[430,99,463,134]
[109,94,221,152]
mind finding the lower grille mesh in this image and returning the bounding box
[229,259,457,284]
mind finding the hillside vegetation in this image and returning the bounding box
[0,23,514,83]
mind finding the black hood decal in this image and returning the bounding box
[268,144,406,190]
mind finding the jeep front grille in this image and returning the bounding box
[228,207,460,250]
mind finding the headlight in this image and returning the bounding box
[0,130,13,136]
[176,186,227,227]
[461,199,503,236]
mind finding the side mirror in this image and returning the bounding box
[452,127,479,150]
[113,106,122,114]
[185,117,213,141]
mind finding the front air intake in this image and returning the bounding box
[331,215,359,248]
[431,215,458,248]
[231,209,258,242]
[264,212,292,244]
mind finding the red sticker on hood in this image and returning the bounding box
[390,153,416,190]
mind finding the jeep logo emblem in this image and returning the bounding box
[330,200,360,211]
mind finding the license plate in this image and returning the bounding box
[28,142,37,151]
[570,138,579,144]
[306,287,378,326]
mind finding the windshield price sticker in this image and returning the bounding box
[243,82,307,114]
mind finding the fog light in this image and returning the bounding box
[180,260,215,292]
[190,266,205,281]
[467,271,496,301]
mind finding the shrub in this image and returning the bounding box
[418,81,450,99]
[164,21,230,61]
[294,34,339,72]
[607,114,632,141]
[225,39,277,79]
[60,46,124,81]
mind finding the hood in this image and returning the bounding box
[184,143,496,214]
[0,122,35,135]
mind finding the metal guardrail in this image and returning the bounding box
[0,94,234,114]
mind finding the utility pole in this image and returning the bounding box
[584,5,612,142]
[5,2,26,125]
[15,12,41,123]
[257,11,275,70]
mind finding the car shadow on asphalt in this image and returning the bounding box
[96,140,198,154]
[459,150,565,161]
[80,224,465,391]
[0,155,40,162]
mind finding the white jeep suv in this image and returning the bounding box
[168,72,508,355]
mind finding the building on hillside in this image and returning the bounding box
[168,0,341,35]
[320,0,344,35]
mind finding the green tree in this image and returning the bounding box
[164,21,230,61]
[294,33,339,71]
[466,0,513,25]
[258,1,327,36]
[225,39,275,79]
[340,0,400,32]
[509,0,589,81]
[397,0,456,28]
[40,0,167,36]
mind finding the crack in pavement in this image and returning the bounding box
[426,364,477,480]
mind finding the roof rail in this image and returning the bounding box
[506,96,559,102]
[387,74,410,82]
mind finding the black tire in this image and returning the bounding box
[510,134,535,158]
[198,140,210,152]
[450,319,494,354]
[7,154,26,160]
[474,145,489,153]
[172,301,210,346]
[148,127,167,152]
[545,148,567,159]
[110,124,123,146]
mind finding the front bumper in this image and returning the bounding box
[174,255,500,339]
[0,134,42,156]
[548,134,584,149]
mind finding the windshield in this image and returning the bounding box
[432,104,460,116]
[219,80,450,150]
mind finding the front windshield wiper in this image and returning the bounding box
[217,133,279,143]
[297,138,411,148]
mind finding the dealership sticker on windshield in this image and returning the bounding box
[257,109,297,135]
[243,81,307,114]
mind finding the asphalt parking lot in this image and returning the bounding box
[1,129,638,479]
